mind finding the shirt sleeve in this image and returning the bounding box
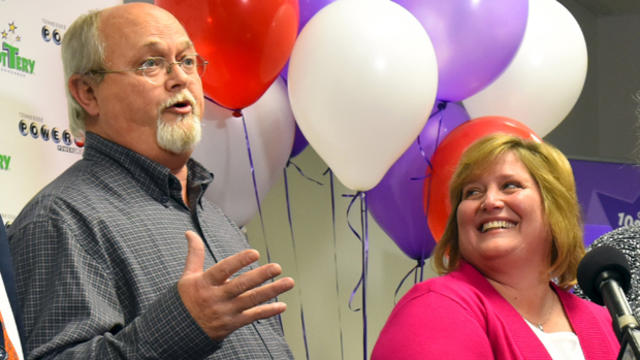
[371,290,494,360]
[9,215,219,360]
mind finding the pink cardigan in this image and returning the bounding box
[372,261,620,359]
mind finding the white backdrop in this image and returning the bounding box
[0,0,121,222]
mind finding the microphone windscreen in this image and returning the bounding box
[577,245,631,305]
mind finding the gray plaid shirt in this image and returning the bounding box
[7,132,292,359]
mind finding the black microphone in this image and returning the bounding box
[577,245,640,359]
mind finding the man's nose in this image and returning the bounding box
[165,62,190,90]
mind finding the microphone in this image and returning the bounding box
[577,245,640,359]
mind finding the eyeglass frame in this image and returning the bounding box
[84,54,208,84]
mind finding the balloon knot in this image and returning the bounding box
[232,110,243,118]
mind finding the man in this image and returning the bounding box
[0,216,25,359]
[7,3,294,359]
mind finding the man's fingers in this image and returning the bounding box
[217,302,288,338]
[220,263,285,299]
[182,231,206,276]
[204,248,261,285]
[235,277,295,309]
[241,302,288,324]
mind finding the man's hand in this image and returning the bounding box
[177,231,295,340]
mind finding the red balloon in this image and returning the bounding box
[156,0,299,110]
[424,116,540,241]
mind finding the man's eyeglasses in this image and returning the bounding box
[86,54,208,84]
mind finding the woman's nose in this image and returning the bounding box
[481,189,504,211]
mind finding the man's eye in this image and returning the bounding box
[140,58,162,69]
[182,57,196,67]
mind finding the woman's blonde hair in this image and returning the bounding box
[432,133,584,289]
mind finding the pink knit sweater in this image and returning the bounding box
[372,261,619,359]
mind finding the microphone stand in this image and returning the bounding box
[619,329,640,360]
[600,276,640,359]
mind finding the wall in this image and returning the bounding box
[546,0,600,159]
[549,0,640,162]
[595,13,640,162]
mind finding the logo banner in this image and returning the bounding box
[0,0,121,222]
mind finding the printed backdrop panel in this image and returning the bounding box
[571,159,640,228]
[0,0,121,222]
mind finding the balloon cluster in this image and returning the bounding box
[156,0,588,258]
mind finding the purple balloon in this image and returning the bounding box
[393,0,528,101]
[281,0,337,81]
[299,0,338,30]
[290,123,308,158]
[367,101,469,260]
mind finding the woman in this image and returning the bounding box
[372,134,619,359]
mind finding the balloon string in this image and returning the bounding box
[413,104,445,262]
[393,259,426,304]
[287,160,324,185]
[322,168,345,360]
[347,277,363,312]
[359,192,369,360]
[432,101,447,160]
[409,174,431,182]
[421,101,449,250]
[343,192,362,312]
[342,191,369,359]
[240,111,282,333]
[416,100,447,172]
[240,112,271,264]
[283,168,310,360]
[416,133,432,170]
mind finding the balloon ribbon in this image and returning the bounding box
[322,168,345,360]
[393,259,426,304]
[284,162,324,360]
[239,110,284,334]
[343,191,369,360]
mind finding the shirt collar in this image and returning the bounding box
[82,132,213,206]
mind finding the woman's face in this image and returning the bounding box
[456,151,551,271]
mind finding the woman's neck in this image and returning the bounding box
[487,275,571,333]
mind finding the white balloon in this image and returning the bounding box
[192,78,295,226]
[463,0,587,137]
[288,0,438,191]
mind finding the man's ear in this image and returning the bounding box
[68,74,99,117]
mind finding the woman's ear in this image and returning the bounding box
[68,74,99,117]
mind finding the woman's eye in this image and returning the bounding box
[463,188,481,199]
[503,182,521,190]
